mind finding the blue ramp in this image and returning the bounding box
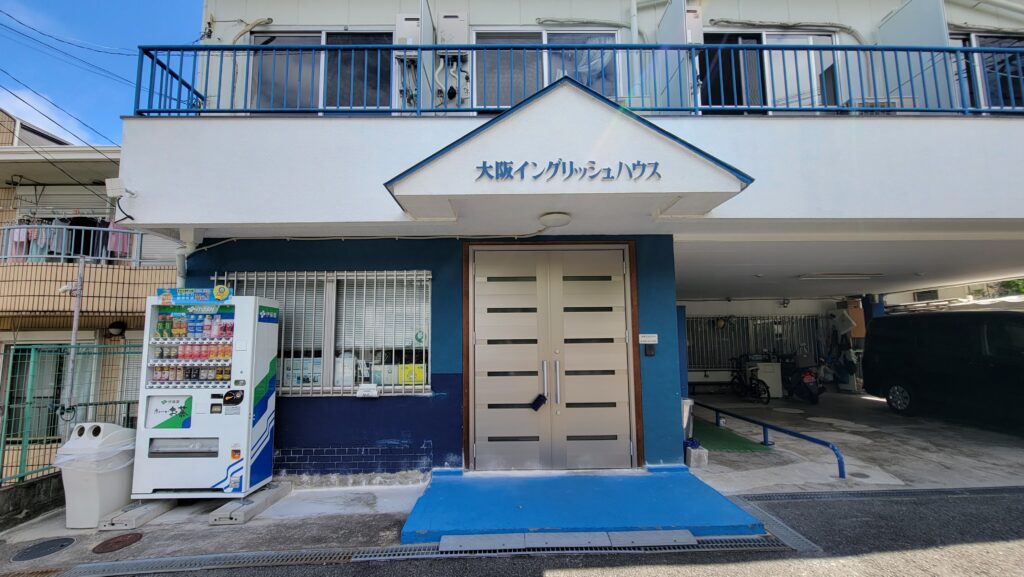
[401,467,764,544]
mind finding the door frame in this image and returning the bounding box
[462,241,645,470]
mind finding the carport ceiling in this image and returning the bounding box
[675,239,1024,299]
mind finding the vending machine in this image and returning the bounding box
[131,289,279,499]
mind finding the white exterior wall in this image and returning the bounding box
[201,0,1024,46]
[120,114,1024,233]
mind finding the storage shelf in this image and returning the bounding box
[150,337,233,345]
[148,359,232,366]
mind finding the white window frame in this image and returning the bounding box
[470,27,623,111]
[699,29,840,113]
[965,33,1024,111]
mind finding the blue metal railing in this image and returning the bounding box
[135,43,1024,116]
[692,400,847,479]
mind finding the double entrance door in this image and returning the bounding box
[472,248,635,470]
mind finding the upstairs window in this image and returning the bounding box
[249,32,393,111]
[324,33,393,109]
[250,34,322,111]
[475,30,619,110]
[975,36,1024,109]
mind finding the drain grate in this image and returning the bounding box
[729,497,822,554]
[743,485,1024,502]
[59,549,355,577]
[12,538,75,562]
[58,536,788,576]
[352,536,787,561]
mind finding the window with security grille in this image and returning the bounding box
[213,271,431,396]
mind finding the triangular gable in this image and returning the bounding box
[385,77,754,220]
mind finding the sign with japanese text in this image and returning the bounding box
[476,159,662,182]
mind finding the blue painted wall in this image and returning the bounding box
[186,235,684,472]
[677,306,689,399]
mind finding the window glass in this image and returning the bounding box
[699,34,764,110]
[475,32,543,108]
[987,320,1024,358]
[975,36,1024,109]
[325,33,393,109]
[765,34,836,108]
[547,32,618,98]
[250,34,322,110]
[335,272,431,396]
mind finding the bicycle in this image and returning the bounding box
[729,355,771,405]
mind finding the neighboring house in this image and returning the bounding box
[0,108,177,486]
[118,0,1024,477]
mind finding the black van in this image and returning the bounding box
[863,311,1024,425]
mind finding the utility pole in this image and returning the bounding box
[58,257,85,439]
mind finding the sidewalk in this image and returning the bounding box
[0,483,425,575]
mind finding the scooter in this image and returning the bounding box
[782,357,827,404]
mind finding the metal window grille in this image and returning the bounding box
[686,315,826,370]
[213,271,431,396]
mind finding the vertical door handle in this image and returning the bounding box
[554,360,561,405]
[541,360,549,397]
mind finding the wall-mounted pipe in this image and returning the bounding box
[707,18,868,45]
[950,0,1024,17]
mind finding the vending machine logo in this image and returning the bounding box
[258,306,279,324]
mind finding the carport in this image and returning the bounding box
[673,234,1024,494]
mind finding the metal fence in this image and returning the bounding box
[0,225,145,266]
[686,315,827,370]
[0,343,141,486]
[136,43,1024,116]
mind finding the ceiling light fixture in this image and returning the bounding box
[798,273,884,281]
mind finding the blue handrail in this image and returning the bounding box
[691,400,847,480]
[133,43,1024,117]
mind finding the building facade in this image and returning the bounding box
[120,0,1024,475]
[0,109,177,486]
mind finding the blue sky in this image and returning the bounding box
[0,0,203,145]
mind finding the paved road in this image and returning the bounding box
[123,488,1024,577]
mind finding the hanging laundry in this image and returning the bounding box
[108,221,133,260]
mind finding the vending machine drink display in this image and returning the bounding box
[131,289,279,499]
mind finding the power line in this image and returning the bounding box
[0,121,116,209]
[0,8,134,56]
[0,81,120,167]
[0,67,118,146]
[0,21,136,87]
[0,27,133,87]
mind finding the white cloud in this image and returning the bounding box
[0,86,97,145]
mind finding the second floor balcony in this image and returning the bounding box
[0,223,176,324]
[135,42,1024,117]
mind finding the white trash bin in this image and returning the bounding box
[54,422,136,529]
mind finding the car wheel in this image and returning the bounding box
[886,384,912,414]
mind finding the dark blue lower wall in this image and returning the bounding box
[187,235,684,473]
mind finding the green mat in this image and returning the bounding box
[691,417,771,452]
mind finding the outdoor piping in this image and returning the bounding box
[231,17,273,45]
[707,19,867,45]
[950,0,1024,17]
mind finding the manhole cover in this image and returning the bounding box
[12,537,75,562]
[92,532,143,554]
[850,472,871,479]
